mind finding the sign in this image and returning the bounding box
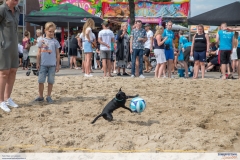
[190,25,210,33]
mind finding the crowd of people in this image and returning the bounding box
[1,0,240,112]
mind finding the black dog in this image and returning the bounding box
[91,88,138,124]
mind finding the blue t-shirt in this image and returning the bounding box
[218,30,234,50]
[238,36,240,48]
[37,37,61,66]
[162,29,174,48]
[183,42,192,49]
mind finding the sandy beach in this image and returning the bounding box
[0,74,240,153]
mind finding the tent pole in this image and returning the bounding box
[68,22,70,67]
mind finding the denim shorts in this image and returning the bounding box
[83,41,93,53]
[38,66,56,84]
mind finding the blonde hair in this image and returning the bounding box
[36,29,42,34]
[76,33,80,38]
[154,25,164,38]
[82,18,95,37]
[121,22,127,29]
[45,22,56,31]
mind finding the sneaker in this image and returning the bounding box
[113,70,117,74]
[131,75,135,78]
[117,73,121,76]
[88,74,93,77]
[171,75,175,79]
[0,102,10,112]
[163,76,167,78]
[34,97,44,102]
[122,72,129,76]
[84,74,88,77]
[5,98,18,108]
[139,74,145,78]
[46,96,54,103]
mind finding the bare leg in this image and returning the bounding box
[159,63,166,78]
[0,70,10,102]
[144,56,148,72]
[102,59,107,76]
[107,59,112,76]
[232,60,235,73]
[70,56,73,68]
[39,83,44,98]
[221,64,227,80]
[227,64,231,75]
[193,61,200,79]
[167,59,173,78]
[73,56,77,68]
[4,68,17,101]
[200,62,205,78]
[47,83,53,97]
[155,64,160,78]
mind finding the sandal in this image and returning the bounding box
[122,72,129,76]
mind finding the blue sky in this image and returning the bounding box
[190,0,237,17]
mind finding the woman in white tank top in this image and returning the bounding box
[231,32,238,73]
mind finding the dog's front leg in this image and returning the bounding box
[122,106,133,113]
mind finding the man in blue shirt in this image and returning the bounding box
[130,20,147,78]
[178,30,188,61]
[162,21,176,78]
[216,23,234,80]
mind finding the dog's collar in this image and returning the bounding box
[115,98,124,101]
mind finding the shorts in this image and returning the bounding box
[220,50,231,64]
[210,55,218,65]
[144,48,150,57]
[178,52,184,61]
[231,48,237,60]
[100,50,111,59]
[237,47,240,59]
[38,66,56,84]
[194,50,206,62]
[183,46,191,62]
[83,41,93,53]
[164,48,174,60]
[96,53,100,60]
[19,53,23,58]
[69,48,78,56]
[154,49,166,64]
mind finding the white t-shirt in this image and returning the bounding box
[144,30,153,49]
[18,44,23,53]
[85,27,95,41]
[37,36,43,43]
[98,29,114,51]
[80,32,96,50]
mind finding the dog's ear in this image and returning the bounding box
[119,87,122,91]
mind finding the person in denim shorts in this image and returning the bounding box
[35,22,60,103]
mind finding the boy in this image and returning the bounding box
[35,22,60,103]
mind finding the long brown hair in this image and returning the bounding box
[197,24,205,34]
[82,18,95,37]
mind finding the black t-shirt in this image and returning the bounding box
[69,36,78,49]
[194,33,207,52]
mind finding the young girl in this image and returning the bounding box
[35,22,60,103]
[231,32,239,73]
[22,31,31,70]
[154,26,168,78]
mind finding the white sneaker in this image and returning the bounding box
[88,74,93,77]
[171,75,175,79]
[139,74,145,78]
[0,102,10,112]
[6,98,18,108]
[113,70,117,74]
[163,75,167,78]
[84,74,88,77]
[131,75,135,78]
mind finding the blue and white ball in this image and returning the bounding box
[130,97,146,113]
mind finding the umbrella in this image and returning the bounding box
[188,1,240,26]
[172,24,189,31]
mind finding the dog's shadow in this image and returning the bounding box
[127,119,160,126]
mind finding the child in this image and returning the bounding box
[35,22,60,103]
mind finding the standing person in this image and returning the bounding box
[98,21,115,77]
[35,22,60,103]
[216,23,234,80]
[69,33,80,69]
[162,21,176,78]
[231,32,238,73]
[178,30,188,63]
[143,23,153,73]
[22,31,31,70]
[153,26,167,78]
[82,18,95,77]
[34,29,43,44]
[0,0,20,112]
[130,20,147,78]
[116,22,130,76]
[190,24,210,79]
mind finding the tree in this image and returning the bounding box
[128,0,135,26]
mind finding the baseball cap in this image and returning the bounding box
[101,20,109,26]
[144,23,150,27]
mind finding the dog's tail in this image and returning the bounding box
[91,114,102,124]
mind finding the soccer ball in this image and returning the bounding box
[130,97,146,113]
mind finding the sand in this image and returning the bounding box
[0,76,240,153]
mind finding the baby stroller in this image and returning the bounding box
[26,45,39,76]
[149,52,157,71]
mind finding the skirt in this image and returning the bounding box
[83,41,93,53]
[231,48,237,60]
